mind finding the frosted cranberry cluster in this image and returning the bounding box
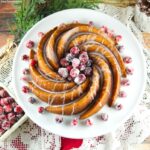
[58,46,93,85]
[0,88,24,136]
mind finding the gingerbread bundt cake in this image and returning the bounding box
[27,22,127,120]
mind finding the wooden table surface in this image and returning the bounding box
[0,2,150,149]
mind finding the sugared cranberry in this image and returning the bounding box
[38,32,44,38]
[21,76,29,82]
[0,97,14,105]
[79,52,89,64]
[26,40,34,48]
[70,46,80,55]
[38,107,44,113]
[55,116,63,123]
[66,65,73,72]
[0,114,7,121]
[28,97,36,104]
[84,67,92,76]
[100,113,108,121]
[100,26,108,33]
[123,56,132,64]
[87,59,93,67]
[78,64,86,71]
[0,89,9,98]
[3,104,12,113]
[60,58,69,67]
[126,67,134,75]
[58,68,68,78]
[16,114,23,119]
[70,68,80,78]
[22,54,29,61]
[71,118,78,126]
[115,104,123,110]
[119,91,127,98]
[0,106,4,115]
[11,102,17,108]
[86,119,93,126]
[7,112,16,121]
[72,58,80,68]
[22,86,30,93]
[22,68,29,75]
[14,105,23,113]
[74,74,86,85]
[30,59,37,67]
[89,21,94,26]
[115,35,122,43]
[66,53,74,62]
[107,29,114,38]
[0,128,4,135]
[2,121,11,130]
[121,79,130,86]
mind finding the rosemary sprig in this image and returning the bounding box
[12,0,100,42]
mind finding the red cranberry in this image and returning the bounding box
[115,104,123,110]
[16,113,23,119]
[71,118,78,126]
[26,40,34,48]
[72,58,80,68]
[38,32,44,38]
[119,91,127,98]
[70,68,80,78]
[3,104,12,113]
[70,46,80,55]
[30,59,37,67]
[123,56,132,64]
[0,106,4,115]
[0,128,5,135]
[38,107,44,113]
[58,68,68,78]
[28,97,36,104]
[14,105,23,113]
[0,89,9,98]
[7,112,16,121]
[115,35,122,43]
[22,86,30,93]
[55,116,63,123]
[74,74,86,85]
[66,65,73,72]
[22,68,30,75]
[22,54,29,61]
[84,67,92,76]
[126,67,134,75]
[107,29,114,38]
[86,119,93,126]
[100,113,108,121]
[2,121,11,130]
[60,58,69,67]
[121,79,130,86]
[66,53,74,62]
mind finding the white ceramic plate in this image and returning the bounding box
[12,9,146,139]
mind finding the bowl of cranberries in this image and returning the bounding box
[0,84,28,141]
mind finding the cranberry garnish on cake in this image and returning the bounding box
[22,22,133,120]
